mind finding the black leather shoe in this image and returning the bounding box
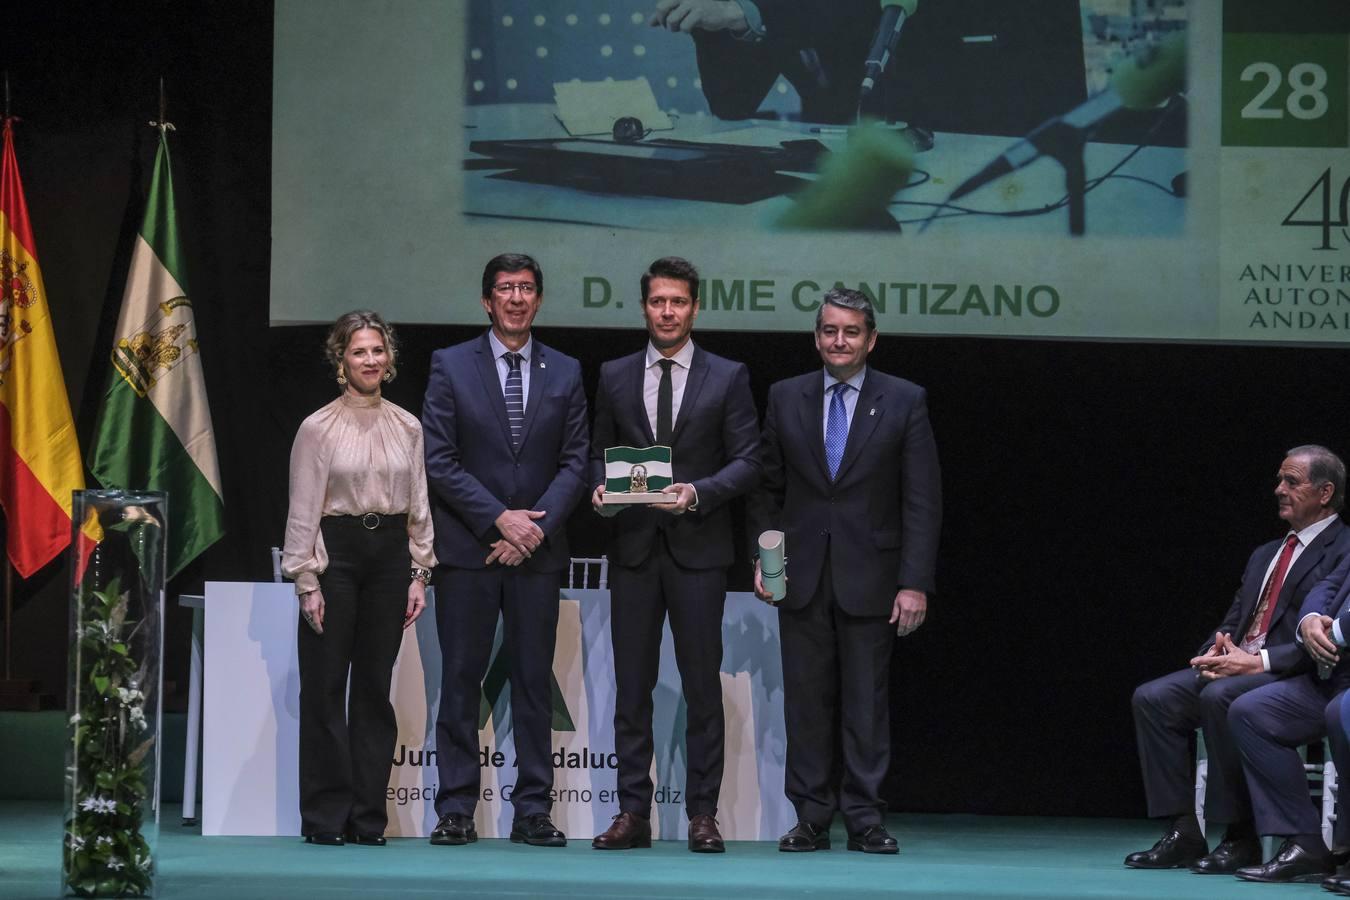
[592,812,652,850]
[1235,838,1332,883]
[511,813,567,847]
[779,821,830,852]
[1123,828,1207,869]
[847,824,899,855]
[688,814,725,853]
[304,832,345,846]
[1322,864,1350,894]
[1188,836,1260,874]
[348,832,387,846]
[429,812,477,846]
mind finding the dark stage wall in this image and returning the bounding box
[7,3,1350,819]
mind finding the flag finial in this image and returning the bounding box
[149,77,176,134]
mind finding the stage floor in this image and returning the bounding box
[0,802,1318,899]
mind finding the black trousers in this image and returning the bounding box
[433,565,560,819]
[1130,668,1276,824]
[609,537,727,818]
[297,516,408,837]
[778,558,894,833]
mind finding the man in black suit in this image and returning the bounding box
[422,253,589,848]
[588,256,761,853]
[751,287,941,854]
[1125,446,1350,875]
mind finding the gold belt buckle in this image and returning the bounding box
[361,513,381,530]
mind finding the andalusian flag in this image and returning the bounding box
[603,445,673,493]
[87,129,223,579]
[0,118,97,577]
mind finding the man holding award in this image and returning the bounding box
[589,256,761,852]
[752,288,941,854]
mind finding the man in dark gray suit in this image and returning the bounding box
[751,287,941,854]
[589,256,761,853]
[1126,446,1350,875]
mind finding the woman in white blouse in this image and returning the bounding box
[281,310,436,846]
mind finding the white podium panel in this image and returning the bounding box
[202,581,791,839]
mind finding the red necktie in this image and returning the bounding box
[1244,533,1300,645]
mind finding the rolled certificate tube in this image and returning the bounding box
[758,531,786,602]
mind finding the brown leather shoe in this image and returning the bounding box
[688,814,725,853]
[592,812,652,850]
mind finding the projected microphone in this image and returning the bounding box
[947,31,1185,202]
[860,0,919,98]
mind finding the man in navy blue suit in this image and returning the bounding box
[1218,447,1350,883]
[1126,446,1350,875]
[1300,546,1350,893]
[422,253,589,847]
[751,287,941,855]
[587,257,760,853]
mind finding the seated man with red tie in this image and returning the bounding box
[1126,445,1350,875]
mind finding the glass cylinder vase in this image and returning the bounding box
[63,490,167,898]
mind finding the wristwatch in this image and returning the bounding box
[411,567,432,584]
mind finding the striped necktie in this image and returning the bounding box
[825,382,849,479]
[505,352,524,449]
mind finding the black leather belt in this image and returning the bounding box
[326,513,407,530]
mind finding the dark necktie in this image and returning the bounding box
[825,383,848,480]
[656,358,674,445]
[1244,533,1300,646]
[505,352,524,449]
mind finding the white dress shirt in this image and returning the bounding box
[644,339,695,439]
[1257,513,1338,669]
[488,330,533,404]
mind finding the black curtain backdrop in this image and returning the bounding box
[7,3,1350,819]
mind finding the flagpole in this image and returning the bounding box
[1,72,8,681]
[3,562,11,681]
[1,74,15,697]
[150,78,175,136]
[1,72,11,693]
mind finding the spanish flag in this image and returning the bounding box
[0,117,96,577]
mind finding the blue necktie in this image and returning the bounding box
[825,383,848,479]
[505,352,524,449]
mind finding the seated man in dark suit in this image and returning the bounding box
[1225,450,1350,884]
[1127,445,1350,874]
[1298,553,1350,893]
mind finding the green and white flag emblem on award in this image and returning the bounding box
[602,445,673,504]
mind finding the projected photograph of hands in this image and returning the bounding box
[461,0,1188,236]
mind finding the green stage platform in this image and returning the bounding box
[0,802,1320,900]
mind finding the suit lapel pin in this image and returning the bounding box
[869,408,876,416]
[539,361,546,368]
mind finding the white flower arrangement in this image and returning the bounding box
[78,796,118,815]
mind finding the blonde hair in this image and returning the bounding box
[325,310,398,384]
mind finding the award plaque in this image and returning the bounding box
[601,445,674,505]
